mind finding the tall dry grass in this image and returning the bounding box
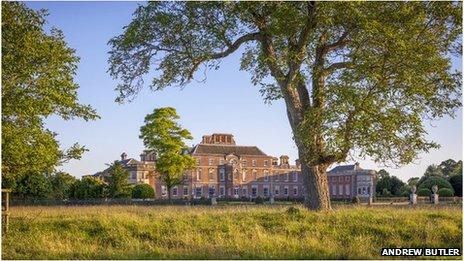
[2,204,462,259]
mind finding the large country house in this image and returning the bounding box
[90,133,377,199]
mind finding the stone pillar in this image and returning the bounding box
[410,186,417,205]
[270,196,275,204]
[431,185,439,205]
[211,197,217,205]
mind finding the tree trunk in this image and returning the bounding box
[167,187,172,204]
[301,163,331,211]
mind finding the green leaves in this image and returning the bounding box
[2,2,99,189]
[139,107,196,193]
[109,2,461,170]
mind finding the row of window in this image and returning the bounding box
[330,184,372,196]
[330,175,372,182]
[161,185,299,197]
[199,158,271,167]
[195,169,298,182]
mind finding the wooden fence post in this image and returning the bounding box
[2,189,11,235]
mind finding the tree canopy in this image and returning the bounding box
[139,107,196,201]
[109,2,461,210]
[2,2,99,189]
[106,161,132,199]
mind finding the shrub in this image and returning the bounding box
[255,196,264,204]
[449,174,462,197]
[438,188,454,197]
[132,184,155,199]
[286,206,300,215]
[417,188,432,196]
[417,176,454,192]
[351,196,360,204]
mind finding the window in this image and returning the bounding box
[219,159,224,165]
[195,187,202,197]
[183,186,189,196]
[284,186,289,196]
[367,186,371,195]
[161,186,167,196]
[362,187,366,195]
[230,159,237,165]
[234,187,239,197]
[263,187,269,197]
[220,168,225,181]
[285,173,289,182]
[242,170,247,181]
[339,176,343,182]
[345,184,350,195]
[293,172,298,182]
[242,187,248,197]
[172,186,178,196]
[209,186,215,197]
[209,168,214,180]
[220,186,225,196]
[252,160,256,167]
[253,170,257,181]
[293,186,298,196]
[332,185,337,195]
[357,188,361,195]
[338,185,343,195]
[196,169,202,181]
[345,176,350,182]
[264,160,268,167]
[242,160,247,167]
[264,170,269,181]
[208,158,213,166]
[196,158,200,165]
[251,186,258,197]
[274,186,280,195]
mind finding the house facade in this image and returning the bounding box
[91,133,377,201]
[327,163,377,199]
[154,133,303,199]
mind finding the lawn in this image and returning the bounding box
[2,204,462,259]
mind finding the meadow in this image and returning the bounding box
[2,204,462,259]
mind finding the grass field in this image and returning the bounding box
[2,204,462,259]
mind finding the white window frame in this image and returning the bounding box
[208,158,213,166]
[242,187,248,197]
[242,170,247,182]
[264,170,269,181]
[252,160,256,167]
[264,160,268,167]
[172,186,178,196]
[332,184,337,196]
[284,186,289,196]
[161,185,167,196]
[345,184,350,196]
[242,160,247,167]
[196,169,202,181]
[209,168,214,180]
[234,186,239,198]
[293,172,298,182]
[285,173,289,182]
[293,186,298,196]
[274,185,280,195]
[251,185,258,197]
[263,186,269,197]
[338,184,343,195]
[252,169,257,181]
[183,186,189,196]
[220,168,225,181]
[220,186,225,196]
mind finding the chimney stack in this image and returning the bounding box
[121,152,127,161]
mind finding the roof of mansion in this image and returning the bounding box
[192,144,267,156]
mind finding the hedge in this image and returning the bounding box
[438,188,454,197]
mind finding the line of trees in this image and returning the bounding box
[376,159,462,197]
[12,162,155,200]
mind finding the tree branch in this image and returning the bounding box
[187,32,261,80]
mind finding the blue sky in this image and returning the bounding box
[26,1,462,182]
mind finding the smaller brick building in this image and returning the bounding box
[327,162,377,199]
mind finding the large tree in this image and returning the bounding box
[106,161,132,199]
[2,2,99,190]
[108,2,462,210]
[139,107,196,202]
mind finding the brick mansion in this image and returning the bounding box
[91,133,377,200]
